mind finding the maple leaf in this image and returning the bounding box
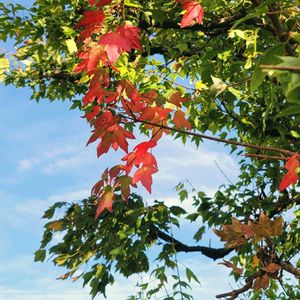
[77,10,105,27]
[180,1,204,28]
[98,32,130,63]
[279,153,300,191]
[98,24,142,63]
[116,24,142,51]
[133,140,157,157]
[168,91,190,107]
[262,263,281,274]
[95,125,135,157]
[253,274,269,290]
[218,260,243,275]
[118,175,132,202]
[95,187,114,219]
[132,165,158,193]
[73,45,108,75]
[85,105,100,121]
[89,0,112,7]
[173,110,192,129]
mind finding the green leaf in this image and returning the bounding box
[250,44,285,94]
[124,0,143,8]
[210,76,227,96]
[186,267,200,284]
[169,206,187,216]
[34,249,46,262]
[65,39,78,54]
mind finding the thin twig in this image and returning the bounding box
[244,153,288,160]
[214,160,234,185]
[215,273,258,299]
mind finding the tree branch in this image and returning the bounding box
[152,226,233,260]
[138,12,247,33]
[280,261,300,279]
[260,64,300,72]
[120,115,295,156]
[215,273,258,299]
[269,194,300,218]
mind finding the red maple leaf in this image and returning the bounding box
[95,188,114,219]
[132,165,158,193]
[279,153,300,191]
[173,110,192,129]
[168,91,190,107]
[89,0,112,7]
[116,24,142,51]
[96,124,135,157]
[180,1,204,28]
[98,24,142,63]
[134,140,157,157]
[73,45,108,75]
[77,10,105,27]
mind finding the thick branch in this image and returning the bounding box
[121,115,294,156]
[152,226,233,260]
[268,5,294,56]
[139,13,247,32]
[280,261,300,279]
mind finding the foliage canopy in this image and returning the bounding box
[1,0,300,299]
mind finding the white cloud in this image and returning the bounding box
[16,145,81,173]
[17,159,35,171]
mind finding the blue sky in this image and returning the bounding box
[0,1,241,299]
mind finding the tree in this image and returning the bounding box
[1,0,300,299]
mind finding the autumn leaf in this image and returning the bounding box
[133,140,157,157]
[168,91,190,107]
[262,263,281,274]
[73,45,108,75]
[96,125,135,157]
[98,24,141,63]
[116,24,142,51]
[253,274,269,290]
[77,10,105,27]
[173,110,192,129]
[95,187,114,218]
[118,175,132,202]
[279,153,300,191]
[249,213,283,238]
[88,0,112,6]
[132,165,158,193]
[180,1,204,28]
[218,260,243,275]
[47,220,63,231]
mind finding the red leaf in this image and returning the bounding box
[180,1,204,28]
[168,91,190,107]
[73,45,108,75]
[133,140,157,157]
[98,24,141,63]
[279,153,300,191]
[98,32,130,63]
[218,260,243,275]
[95,188,114,219]
[116,24,142,51]
[85,105,100,121]
[132,165,158,193]
[89,0,112,6]
[173,110,192,129]
[77,10,105,27]
[95,125,135,157]
[118,175,132,202]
